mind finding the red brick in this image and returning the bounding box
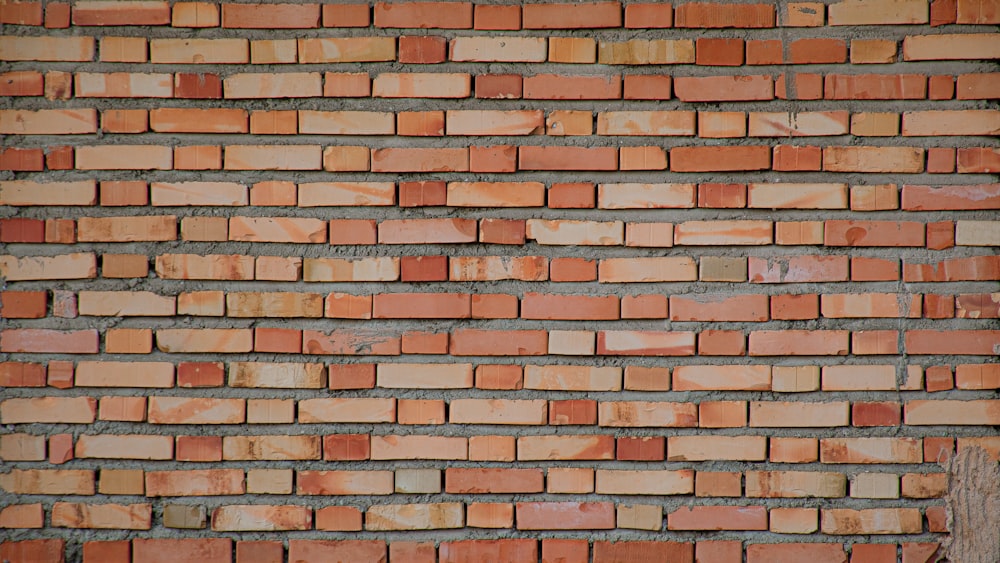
[399,35,447,64]
[517,502,614,530]
[931,0,958,25]
[825,74,926,99]
[328,364,375,390]
[374,1,472,28]
[853,402,902,427]
[593,541,694,563]
[617,436,665,461]
[132,539,231,563]
[222,3,319,28]
[675,3,775,27]
[625,3,673,27]
[523,74,621,100]
[174,73,222,98]
[474,5,520,30]
[439,540,537,563]
[675,75,773,102]
[236,541,283,563]
[322,4,369,27]
[83,541,129,563]
[523,2,621,28]
[791,38,847,63]
[177,362,224,388]
[475,74,522,99]
[696,38,745,66]
[287,541,386,563]
[549,400,598,425]
[0,540,65,563]
[623,74,672,100]
[672,146,770,172]
[72,2,170,25]
[45,3,70,28]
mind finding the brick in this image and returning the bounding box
[172,2,219,27]
[450,38,544,65]
[697,38,744,66]
[747,544,846,563]
[904,33,1000,60]
[829,0,928,24]
[904,109,1000,136]
[749,111,849,137]
[523,74,622,99]
[958,72,1000,99]
[824,146,924,173]
[315,506,362,532]
[0,540,66,563]
[791,38,847,63]
[822,508,922,534]
[150,108,246,133]
[674,75,773,101]
[174,72,221,98]
[0,469,94,495]
[675,3,775,27]
[623,74,672,100]
[821,437,922,464]
[0,291,46,318]
[524,220,621,247]
[150,38,247,63]
[75,72,173,98]
[224,72,321,98]
[0,35,94,61]
[672,146,770,172]
[0,71,44,96]
[851,39,898,64]
[131,539,231,563]
[549,37,596,63]
[297,37,394,64]
[440,540,535,563]
[249,39,296,62]
[746,471,846,498]
[667,506,768,531]
[474,5,519,30]
[596,469,693,495]
[222,3,318,28]
[1,329,99,354]
[516,502,614,530]
[0,504,45,528]
[699,111,746,137]
[1,109,96,135]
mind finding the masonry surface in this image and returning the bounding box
[0,1,998,562]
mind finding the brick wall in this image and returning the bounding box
[1,1,998,562]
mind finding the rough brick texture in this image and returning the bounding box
[0,0,998,561]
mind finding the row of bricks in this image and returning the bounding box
[4,396,996,428]
[3,253,997,284]
[2,215,997,248]
[3,290,997,321]
[4,360,991,394]
[0,500,948,535]
[3,327,1000,356]
[5,0,996,30]
[5,34,1000,68]
[1,433,986,465]
[0,538,948,563]
[4,144,998,174]
[0,433,980,464]
[0,392,1000,428]
[6,69,999,101]
[7,181,999,212]
[0,460,952,501]
[7,108,1000,138]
